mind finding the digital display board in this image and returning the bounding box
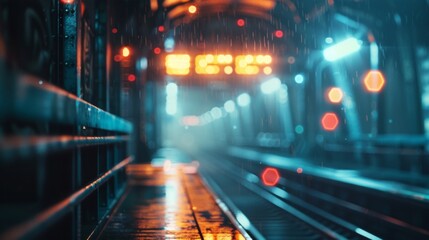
[165,54,273,76]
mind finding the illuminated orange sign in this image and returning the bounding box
[327,87,343,104]
[363,70,385,92]
[235,55,272,75]
[165,54,273,76]
[165,54,191,75]
[195,54,233,75]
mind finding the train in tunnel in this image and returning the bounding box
[1,0,429,239]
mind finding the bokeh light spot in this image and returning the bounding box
[188,5,197,14]
[237,19,245,27]
[121,47,130,57]
[327,87,343,103]
[154,47,161,55]
[224,66,233,75]
[363,70,385,92]
[127,74,136,82]
[263,66,272,75]
[261,167,280,186]
[321,112,339,131]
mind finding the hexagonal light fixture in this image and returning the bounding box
[321,112,339,131]
[363,70,385,93]
[327,87,343,104]
[261,167,280,186]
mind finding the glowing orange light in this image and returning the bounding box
[297,168,303,174]
[363,70,385,92]
[111,28,118,34]
[275,30,284,38]
[264,55,272,64]
[127,74,136,82]
[158,26,165,32]
[261,167,280,186]
[60,0,74,4]
[235,55,271,75]
[237,18,245,27]
[154,47,161,54]
[327,87,343,104]
[188,5,197,14]
[196,54,235,75]
[321,112,339,131]
[263,66,272,75]
[121,47,130,57]
[165,54,191,75]
[224,66,233,75]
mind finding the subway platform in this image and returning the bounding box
[97,162,246,239]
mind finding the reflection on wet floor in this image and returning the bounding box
[99,164,244,239]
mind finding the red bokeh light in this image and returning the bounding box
[154,47,161,55]
[321,112,339,131]
[237,19,245,27]
[113,55,122,62]
[60,0,74,4]
[261,167,280,186]
[275,30,284,38]
[297,168,303,174]
[158,26,165,32]
[111,28,118,34]
[127,74,136,82]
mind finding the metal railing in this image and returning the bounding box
[0,69,133,239]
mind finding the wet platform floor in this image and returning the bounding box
[98,164,245,239]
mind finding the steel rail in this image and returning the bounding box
[0,156,132,240]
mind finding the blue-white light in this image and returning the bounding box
[278,85,288,103]
[166,101,177,115]
[236,212,251,229]
[355,228,382,240]
[166,82,178,95]
[325,37,334,44]
[294,74,304,84]
[237,93,251,107]
[261,77,281,94]
[224,100,236,113]
[323,37,361,62]
[164,38,175,52]
[138,58,148,70]
[210,107,222,119]
[166,83,178,115]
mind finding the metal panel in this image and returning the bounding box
[0,75,132,133]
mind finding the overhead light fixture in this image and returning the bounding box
[237,93,251,107]
[261,77,281,94]
[224,100,236,113]
[323,37,361,62]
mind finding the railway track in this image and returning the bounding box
[194,149,429,240]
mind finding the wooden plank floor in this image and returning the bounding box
[98,164,245,239]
